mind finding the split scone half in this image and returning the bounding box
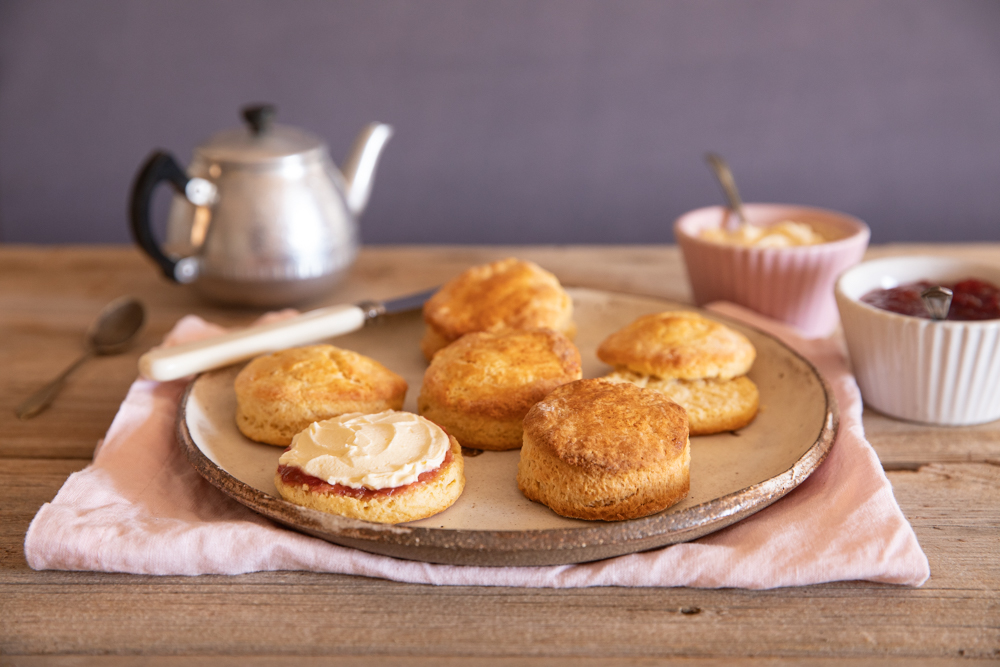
[418,328,582,450]
[275,410,465,524]
[421,257,576,360]
[597,311,759,436]
[517,379,690,521]
[235,344,407,446]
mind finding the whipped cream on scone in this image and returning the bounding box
[279,411,449,490]
[275,410,466,524]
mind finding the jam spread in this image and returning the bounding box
[278,449,453,500]
[861,278,1000,321]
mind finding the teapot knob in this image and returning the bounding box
[242,104,276,135]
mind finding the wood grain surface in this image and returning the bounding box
[1,244,998,663]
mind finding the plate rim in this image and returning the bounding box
[176,289,839,566]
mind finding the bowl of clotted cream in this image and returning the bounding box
[674,204,870,337]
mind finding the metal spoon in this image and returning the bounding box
[16,297,146,420]
[705,152,746,230]
[921,286,953,321]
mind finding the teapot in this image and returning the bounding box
[129,104,392,307]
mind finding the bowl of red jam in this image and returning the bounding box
[836,256,1000,425]
[860,278,1000,321]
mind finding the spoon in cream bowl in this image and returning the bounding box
[704,152,746,230]
[16,296,146,419]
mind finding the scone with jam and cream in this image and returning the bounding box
[598,311,759,436]
[275,411,464,524]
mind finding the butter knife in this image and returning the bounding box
[138,288,436,382]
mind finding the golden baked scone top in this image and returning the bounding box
[420,328,582,418]
[596,311,755,380]
[523,379,688,473]
[235,344,407,404]
[423,258,574,343]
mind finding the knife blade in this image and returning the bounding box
[138,287,437,382]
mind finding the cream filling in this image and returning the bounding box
[700,220,826,247]
[279,410,450,490]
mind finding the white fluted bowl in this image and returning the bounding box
[675,204,870,338]
[836,256,1000,425]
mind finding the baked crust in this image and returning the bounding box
[517,379,690,521]
[421,258,575,359]
[419,327,453,361]
[235,345,407,446]
[604,370,759,436]
[596,311,755,380]
[274,435,465,524]
[418,328,582,450]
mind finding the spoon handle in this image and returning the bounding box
[704,153,746,227]
[16,350,94,420]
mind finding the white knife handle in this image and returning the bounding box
[138,304,367,382]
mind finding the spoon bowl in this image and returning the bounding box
[90,297,147,354]
[16,297,146,419]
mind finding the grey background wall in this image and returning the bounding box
[0,0,998,246]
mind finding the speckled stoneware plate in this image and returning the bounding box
[177,288,838,567]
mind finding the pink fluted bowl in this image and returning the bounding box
[675,204,870,338]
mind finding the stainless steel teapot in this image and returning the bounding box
[129,104,392,307]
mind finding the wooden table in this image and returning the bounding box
[2,244,998,664]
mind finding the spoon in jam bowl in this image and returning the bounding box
[16,297,146,419]
[705,152,746,230]
[920,286,954,321]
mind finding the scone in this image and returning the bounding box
[517,379,690,521]
[235,344,407,446]
[597,311,759,435]
[597,310,755,380]
[421,258,576,360]
[418,328,582,450]
[275,411,464,524]
[604,370,759,436]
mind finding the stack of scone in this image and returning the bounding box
[418,328,582,450]
[421,257,575,360]
[597,311,759,435]
[517,379,690,521]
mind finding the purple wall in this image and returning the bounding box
[1,0,998,245]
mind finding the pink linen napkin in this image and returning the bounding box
[25,304,930,588]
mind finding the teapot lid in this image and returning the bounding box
[196,104,326,164]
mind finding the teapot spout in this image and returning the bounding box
[340,123,393,217]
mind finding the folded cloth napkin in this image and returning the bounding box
[25,303,929,588]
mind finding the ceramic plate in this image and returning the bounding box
[177,288,837,566]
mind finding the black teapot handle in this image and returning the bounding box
[129,151,190,282]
